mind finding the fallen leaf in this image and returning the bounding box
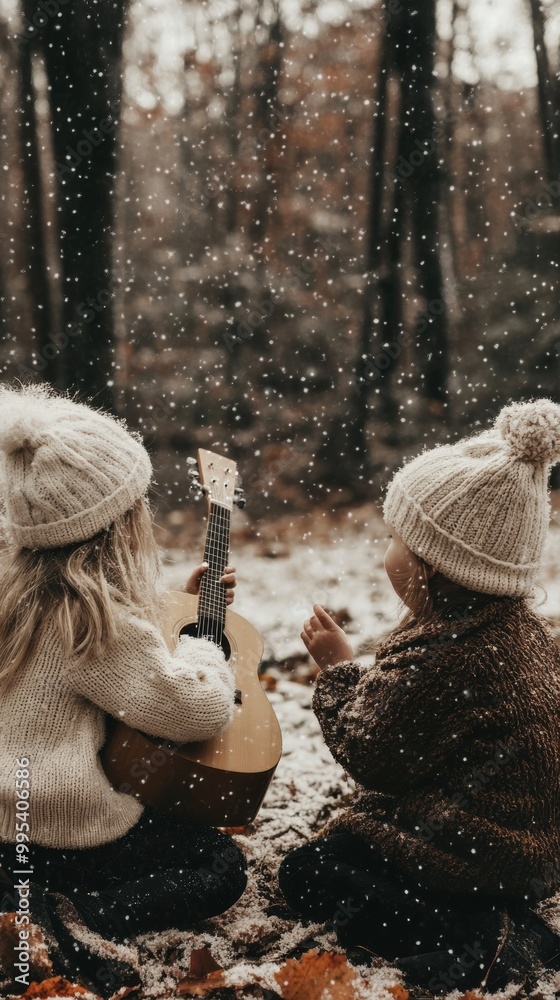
[176,946,226,996]
[189,947,223,978]
[18,976,101,999]
[388,986,409,1000]
[176,970,226,996]
[218,826,252,836]
[457,994,485,1000]
[0,913,53,983]
[274,949,363,1000]
[108,986,141,1000]
[260,674,278,691]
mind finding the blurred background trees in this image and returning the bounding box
[0,0,559,515]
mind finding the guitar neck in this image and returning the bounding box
[197,500,231,643]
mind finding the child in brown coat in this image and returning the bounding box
[279,398,560,995]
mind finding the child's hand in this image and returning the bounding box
[185,564,237,606]
[301,604,354,671]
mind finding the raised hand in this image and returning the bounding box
[301,603,354,671]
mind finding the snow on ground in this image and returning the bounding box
[105,498,559,999]
[5,500,560,999]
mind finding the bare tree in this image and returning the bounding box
[331,0,449,484]
[528,0,559,181]
[17,0,130,411]
[16,38,58,386]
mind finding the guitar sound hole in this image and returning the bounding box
[179,621,232,661]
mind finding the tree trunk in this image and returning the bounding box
[32,0,129,412]
[393,0,449,412]
[249,7,284,255]
[352,40,393,457]
[528,0,559,181]
[15,39,58,387]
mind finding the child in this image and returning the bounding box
[0,382,247,994]
[279,398,560,995]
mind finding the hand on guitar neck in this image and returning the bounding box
[101,449,282,826]
[184,563,237,607]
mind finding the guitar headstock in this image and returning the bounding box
[187,450,245,509]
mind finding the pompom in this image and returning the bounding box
[496,398,560,466]
[0,388,53,455]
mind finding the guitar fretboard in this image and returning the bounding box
[197,501,231,646]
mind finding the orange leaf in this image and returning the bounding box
[260,674,278,692]
[188,947,223,978]
[176,970,226,996]
[388,987,409,1000]
[0,913,53,983]
[18,976,101,999]
[176,946,226,996]
[274,949,363,1000]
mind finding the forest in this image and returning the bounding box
[1,0,559,518]
[0,0,560,998]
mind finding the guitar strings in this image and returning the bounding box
[199,505,226,641]
[201,504,229,647]
[197,501,231,648]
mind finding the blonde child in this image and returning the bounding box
[0,382,246,995]
[279,398,560,995]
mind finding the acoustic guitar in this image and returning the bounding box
[101,449,282,826]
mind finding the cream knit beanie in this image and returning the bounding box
[383,398,560,596]
[0,382,152,550]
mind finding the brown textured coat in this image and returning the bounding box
[312,596,560,899]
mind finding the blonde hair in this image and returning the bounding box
[0,496,164,690]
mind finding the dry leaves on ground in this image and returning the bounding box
[274,949,389,1000]
[177,946,408,1000]
[0,913,53,982]
[17,976,100,998]
[178,946,226,996]
[12,975,141,1000]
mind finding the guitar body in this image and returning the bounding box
[101,454,283,827]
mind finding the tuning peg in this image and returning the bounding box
[188,468,200,480]
[189,482,201,494]
[186,456,197,466]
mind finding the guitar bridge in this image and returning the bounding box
[234,688,242,704]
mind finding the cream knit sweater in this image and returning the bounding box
[0,609,236,849]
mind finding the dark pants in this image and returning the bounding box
[0,806,247,941]
[278,833,515,993]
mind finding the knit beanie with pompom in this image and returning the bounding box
[383,398,560,597]
[0,382,152,550]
